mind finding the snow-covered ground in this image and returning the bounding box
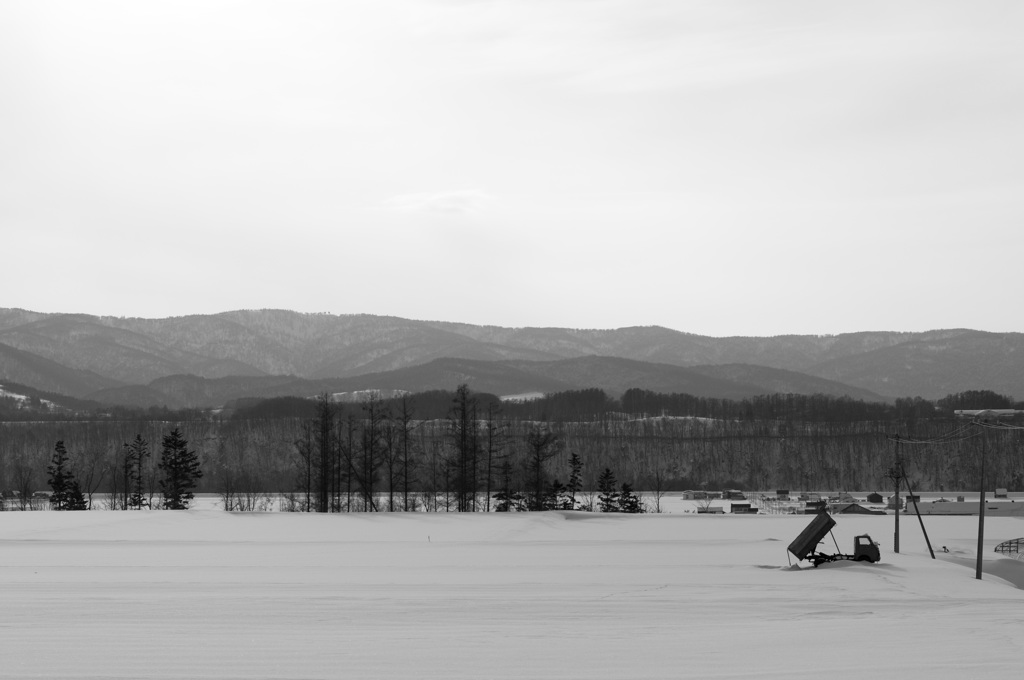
[1,510,1022,679]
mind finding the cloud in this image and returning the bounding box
[398,1,1007,96]
[380,190,492,215]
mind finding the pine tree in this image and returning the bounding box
[493,459,524,512]
[544,478,567,510]
[618,483,644,514]
[66,478,88,511]
[47,441,87,510]
[158,428,203,510]
[565,452,583,510]
[597,468,620,513]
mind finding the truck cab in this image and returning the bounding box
[854,535,880,563]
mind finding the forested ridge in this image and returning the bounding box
[6,309,1024,403]
[2,387,1022,511]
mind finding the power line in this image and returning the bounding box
[886,426,979,445]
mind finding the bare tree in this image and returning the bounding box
[525,427,564,511]
[12,457,35,510]
[219,429,274,512]
[314,394,337,513]
[649,468,667,514]
[695,490,716,514]
[75,446,108,510]
[394,395,419,512]
[353,393,388,511]
[481,402,507,512]
[447,384,479,512]
[294,420,314,512]
[381,416,399,512]
[123,435,151,510]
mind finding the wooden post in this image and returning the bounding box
[976,423,987,580]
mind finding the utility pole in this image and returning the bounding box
[954,409,1024,581]
[885,462,901,554]
[901,463,935,559]
[894,468,900,554]
[976,425,986,580]
[884,436,937,557]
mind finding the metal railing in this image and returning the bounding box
[994,537,1023,556]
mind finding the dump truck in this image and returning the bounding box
[788,512,880,567]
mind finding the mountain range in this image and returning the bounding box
[1,308,1021,409]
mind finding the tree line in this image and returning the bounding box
[3,427,202,511]
[284,386,648,514]
[2,387,1022,512]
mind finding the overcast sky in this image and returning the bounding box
[2,1,1022,337]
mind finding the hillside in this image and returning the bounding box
[0,308,1019,407]
[0,341,122,397]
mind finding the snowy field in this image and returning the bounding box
[1,509,1023,679]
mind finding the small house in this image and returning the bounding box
[730,502,758,514]
[831,502,886,516]
[804,499,827,514]
[866,492,884,504]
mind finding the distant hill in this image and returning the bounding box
[0,315,266,385]
[0,308,1019,407]
[685,363,883,401]
[84,355,884,409]
[808,331,1024,399]
[0,341,122,397]
[0,379,102,414]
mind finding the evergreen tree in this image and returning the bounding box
[493,459,524,512]
[493,486,526,512]
[158,428,203,510]
[66,478,88,511]
[47,440,87,511]
[597,468,620,513]
[124,435,151,510]
[544,478,567,510]
[618,483,644,514]
[565,452,583,510]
